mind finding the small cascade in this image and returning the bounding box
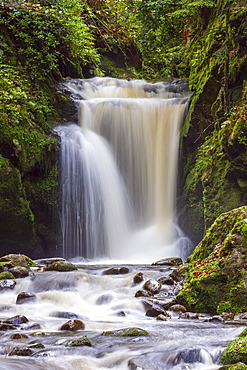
[55,77,191,261]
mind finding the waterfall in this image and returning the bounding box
[55,77,191,262]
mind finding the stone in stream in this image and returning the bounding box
[8,266,29,278]
[168,304,187,313]
[135,290,153,298]
[152,257,183,266]
[50,311,79,319]
[0,254,36,270]
[9,347,33,356]
[4,315,28,325]
[96,294,112,305]
[0,322,17,331]
[16,292,37,304]
[11,333,28,339]
[146,307,166,317]
[103,267,129,275]
[133,272,144,284]
[44,261,77,272]
[0,279,16,290]
[101,327,150,337]
[143,279,161,294]
[158,276,174,286]
[67,336,92,347]
[0,271,15,280]
[60,319,85,331]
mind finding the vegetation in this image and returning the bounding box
[220,328,247,366]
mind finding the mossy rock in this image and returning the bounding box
[0,271,15,280]
[101,327,150,337]
[0,254,36,270]
[177,206,247,314]
[220,336,247,366]
[218,364,247,370]
[67,336,92,347]
[44,261,77,272]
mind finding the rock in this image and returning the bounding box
[221,312,235,321]
[143,297,177,311]
[168,304,187,313]
[158,276,174,285]
[234,313,247,320]
[101,327,150,337]
[169,270,183,282]
[0,271,15,280]
[0,254,36,270]
[133,272,144,284]
[103,267,129,275]
[152,258,183,266]
[60,319,85,331]
[9,347,33,356]
[4,315,28,325]
[28,343,45,349]
[16,292,37,304]
[8,266,29,278]
[96,294,112,305]
[26,323,42,330]
[0,322,17,330]
[116,311,126,317]
[67,336,92,347]
[0,279,16,290]
[11,333,28,339]
[135,290,153,298]
[146,307,166,317]
[156,314,170,321]
[143,279,161,294]
[50,311,78,319]
[44,261,77,272]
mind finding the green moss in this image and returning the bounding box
[101,328,150,337]
[220,337,247,365]
[177,206,247,314]
[0,271,15,280]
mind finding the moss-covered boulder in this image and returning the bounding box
[0,254,36,270]
[101,327,150,337]
[177,206,247,314]
[220,328,247,366]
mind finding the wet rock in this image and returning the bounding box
[175,348,209,364]
[44,261,77,272]
[158,276,174,285]
[234,313,247,320]
[4,315,28,325]
[26,323,41,330]
[67,336,92,347]
[152,258,183,266]
[156,314,170,321]
[16,292,37,304]
[96,294,112,305]
[8,266,29,278]
[169,270,183,282]
[0,271,15,280]
[0,279,16,290]
[168,304,187,313]
[101,327,150,337]
[221,312,235,321]
[50,311,79,319]
[11,333,28,339]
[0,254,36,270]
[103,267,129,275]
[133,272,144,284]
[146,307,166,317]
[206,316,223,323]
[135,290,152,298]
[60,319,85,331]
[9,347,33,356]
[143,279,161,294]
[143,297,177,311]
[0,322,17,330]
[117,311,126,317]
[28,343,45,349]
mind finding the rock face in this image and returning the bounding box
[176,206,247,314]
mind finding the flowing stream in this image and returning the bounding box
[0,261,244,370]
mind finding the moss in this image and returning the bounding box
[101,328,150,337]
[220,337,247,365]
[0,271,15,280]
[177,206,247,314]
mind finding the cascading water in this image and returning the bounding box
[55,77,192,262]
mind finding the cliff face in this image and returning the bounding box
[179,1,247,246]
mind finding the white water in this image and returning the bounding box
[55,77,192,262]
[0,262,244,370]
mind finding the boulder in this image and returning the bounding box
[60,319,85,331]
[135,290,152,298]
[4,315,28,325]
[101,327,150,337]
[152,258,183,266]
[0,271,15,280]
[168,304,187,313]
[0,254,35,270]
[0,279,16,290]
[9,347,33,356]
[16,292,37,304]
[8,266,29,278]
[143,279,161,294]
[67,336,92,347]
[44,261,77,272]
[146,307,166,317]
[158,276,174,285]
[133,272,144,284]
[50,311,78,319]
[11,333,28,339]
[103,267,129,275]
